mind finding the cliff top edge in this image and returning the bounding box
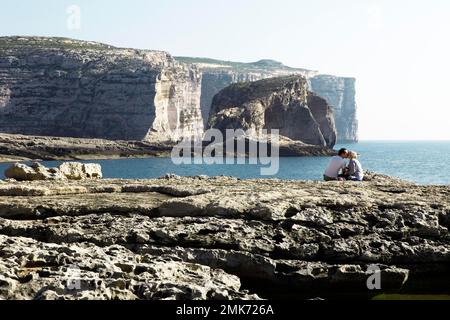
[0,36,356,80]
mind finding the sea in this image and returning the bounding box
[1,141,449,185]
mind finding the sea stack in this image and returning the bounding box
[208,76,337,148]
[176,57,358,142]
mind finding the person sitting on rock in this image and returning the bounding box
[324,148,349,181]
[346,151,364,181]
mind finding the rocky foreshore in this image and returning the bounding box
[0,133,335,163]
[0,169,449,300]
[0,133,175,162]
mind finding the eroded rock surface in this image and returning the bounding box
[0,174,449,300]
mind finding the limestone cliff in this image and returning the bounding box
[0,37,203,142]
[0,37,357,145]
[208,76,337,148]
[176,57,358,142]
[309,75,358,142]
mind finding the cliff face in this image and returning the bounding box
[200,71,262,129]
[0,37,357,145]
[0,37,203,142]
[176,57,316,129]
[208,76,337,148]
[176,57,358,142]
[309,75,358,142]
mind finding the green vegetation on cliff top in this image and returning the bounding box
[175,56,313,73]
[0,36,115,50]
[0,36,314,74]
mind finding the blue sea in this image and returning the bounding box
[1,141,449,185]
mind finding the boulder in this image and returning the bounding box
[82,163,103,179]
[4,162,103,181]
[58,162,102,180]
[4,163,66,181]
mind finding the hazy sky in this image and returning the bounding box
[1,0,450,140]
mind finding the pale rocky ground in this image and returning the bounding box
[0,173,449,300]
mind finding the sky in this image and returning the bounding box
[1,0,450,140]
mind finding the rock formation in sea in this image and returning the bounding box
[0,37,203,142]
[176,57,358,142]
[208,76,337,148]
[0,170,449,300]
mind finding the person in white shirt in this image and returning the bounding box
[347,151,364,181]
[324,148,349,181]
